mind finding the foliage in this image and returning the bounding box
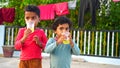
[2,0,120,30]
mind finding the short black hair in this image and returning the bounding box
[24,5,40,17]
[52,16,72,30]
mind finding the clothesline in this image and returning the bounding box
[38,0,77,20]
[0,1,74,25]
[0,0,119,25]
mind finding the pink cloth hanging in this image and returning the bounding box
[38,4,55,20]
[55,2,69,16]
[2,8,15,23]
[113,0,120,2]
[0,8,3,25]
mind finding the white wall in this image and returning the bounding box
[0,25,5,54]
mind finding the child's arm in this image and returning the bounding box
[71,41,80,55]
[15,28,31,50]
[40,30,48,49]
[44,38,57,53]
[14,28,25,50]
[68,34,80,55]
[33,30,48,49]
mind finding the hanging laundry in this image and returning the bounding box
[55,2,69,16]
[38,4,55,20]
[2,8,15,23]
[113,0,120,2]
[78,0,100,28]
[68,0,77,10]
[0,8,3,25]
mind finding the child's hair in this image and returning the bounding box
[52,16,72,30]
[24,5,40,17]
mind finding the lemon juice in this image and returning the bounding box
[63,40,70,44]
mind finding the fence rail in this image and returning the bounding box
[4,26,120,58]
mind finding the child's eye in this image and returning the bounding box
[32,17,36,20]
[60,27,63,30]
[66,28,69,30]
[26,17,29,20]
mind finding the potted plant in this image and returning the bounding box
[2,45,14,57]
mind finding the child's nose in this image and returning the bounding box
[28,19,33,21]
[63,29,67,33]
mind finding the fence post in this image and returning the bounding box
[0,25,5,55]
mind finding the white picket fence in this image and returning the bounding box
[4,26,120,58]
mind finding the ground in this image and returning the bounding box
[0,56,119,68]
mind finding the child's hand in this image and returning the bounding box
[56,35,66,44]
[33,35,39,43]
[33,35,42,47]
[24,28,32,38]
[68,33,74,48]
[20,28,32,44]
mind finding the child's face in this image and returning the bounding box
[25,11,40,27]
[54,23,69,36]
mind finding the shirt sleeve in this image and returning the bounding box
[40,30,48,50]
[44,38,57,53]
[71,41,80,55]
[14,28,24,50]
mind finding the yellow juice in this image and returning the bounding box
[30,27,34,32]
[63,40,70,44]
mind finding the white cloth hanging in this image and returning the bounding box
[68,0,77,10]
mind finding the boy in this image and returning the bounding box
[14,5,48,68]
[44,16,80,68]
